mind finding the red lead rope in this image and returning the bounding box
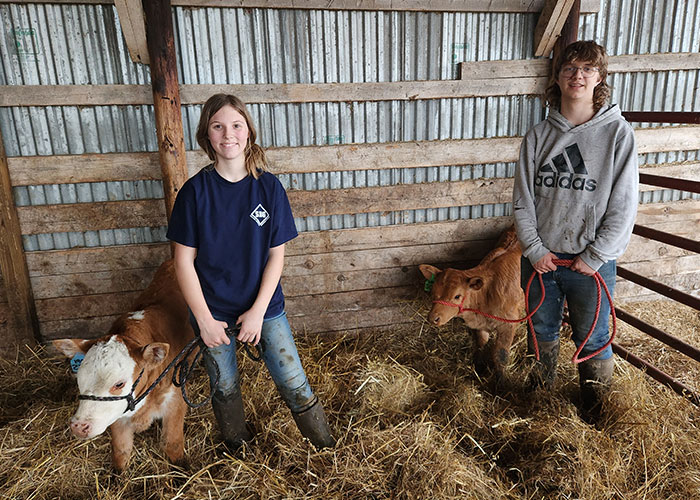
[431,259,616,364]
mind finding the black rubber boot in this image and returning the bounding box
[291,398,336,450]
[526,339,560,391]
[578,357,614,425]
[211,389,253,451]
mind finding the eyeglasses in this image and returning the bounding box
[561,65,599,77]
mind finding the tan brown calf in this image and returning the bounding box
[53,259,194,471]
[419,226,523,380]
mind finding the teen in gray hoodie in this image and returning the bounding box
[512,41,638,423]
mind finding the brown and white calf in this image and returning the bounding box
[419,226,523,380]
[53,259,194,471]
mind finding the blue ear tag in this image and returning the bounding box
[424,274,436,292]
[70,353,84,373]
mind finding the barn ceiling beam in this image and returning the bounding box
[0,0,601,13]
[114,0,150,64]
[533,0,576,57]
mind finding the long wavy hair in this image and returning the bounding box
[544,40,611,112]
[196,94,268,179]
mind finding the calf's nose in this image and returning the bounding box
[70,419,91,438]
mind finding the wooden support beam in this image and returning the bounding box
[0,0,602,13]
[143,0,188,223]
[550,0,579,64]
[114,0,150,64]
[534,0,575,58]
[0,129,40,351]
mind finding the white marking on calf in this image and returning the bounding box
[72,336,139,437]
[128,310,145,320]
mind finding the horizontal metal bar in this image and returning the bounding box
[615,307,700,363]
[623,111,700,124]
[639,173,700,194]
[612,343,700,407]
[633,224,700,253]
[617,266,700,311]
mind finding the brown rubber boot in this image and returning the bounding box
[526,339,560,391]
[291,398,335,450]
[211,389,253,451]
[578,357,614,425]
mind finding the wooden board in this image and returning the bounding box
[0,79,546,107]
[7,128,700,186]
[2,0,601,13]
[534,0,575,57]
[461,52,700,80]
[17,199,167,235]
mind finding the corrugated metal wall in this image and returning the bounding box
[1,1,699,250]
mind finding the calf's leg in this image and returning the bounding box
[471,329,490,376]
[161,396,187,466]
[109,420,134,472]
[489,323,515,380]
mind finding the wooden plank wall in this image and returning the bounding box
[5,145,700,341]
[1,7,699,345]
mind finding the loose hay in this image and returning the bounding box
[355,357,430,415]
[1,299,700,499]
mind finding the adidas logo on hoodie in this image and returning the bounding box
[535,143,597,192]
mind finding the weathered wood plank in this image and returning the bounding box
[4,52,696,108]
[534,0,575,58]
[0,79,546,107]
[144,0,188,222]
[287,286,418,316]
[40,315,120,341]
[285,239,497,277]
[170,0,600,13]
[114,0,149,64]
[35,291,141,322]
[16,178,512,235]
[0,129,40,350]
[461,52,700,80]
[31,267,158,300]
[2,0,601,13]
[17,199,167,235]
[639,163,700,192]
[287,178,514,218]
[25,243,170,276]
[290,216,512,255]
[634,198,700,224]
[8,128,700,186]
[615,271,700,301]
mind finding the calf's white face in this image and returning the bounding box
[72,336,138,438]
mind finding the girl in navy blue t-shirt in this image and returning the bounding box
[167,94,334,450]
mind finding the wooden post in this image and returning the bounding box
[0,129,40,352]
[142,0,188,229]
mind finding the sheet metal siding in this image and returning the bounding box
[0,3,698,251]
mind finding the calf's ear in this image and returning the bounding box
[142,343,170,365]
[418,264,441,280]
[52,339,92,358]
[467,277,484,290]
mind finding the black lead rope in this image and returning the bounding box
[77,328,263,411]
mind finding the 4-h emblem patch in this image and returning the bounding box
[250,204,270,226]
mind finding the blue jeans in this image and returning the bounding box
[190,311,317,413]
[521,254,616,360]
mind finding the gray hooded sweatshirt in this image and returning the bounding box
[513,104,639,271]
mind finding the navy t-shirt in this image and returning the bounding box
[166,167,298,320]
